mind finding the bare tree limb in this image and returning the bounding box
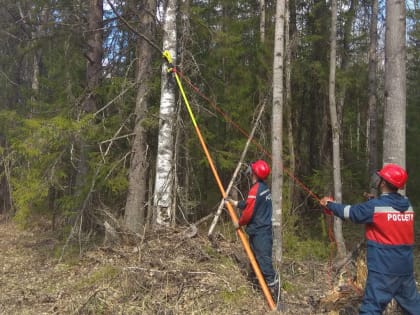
[105,0,162,53]
[207,97,268,236]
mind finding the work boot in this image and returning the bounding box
[269,283,287,311]
[246,271,260,290]
[269,283,279,302]
[268,276,279,302]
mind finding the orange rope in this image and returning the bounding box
[176,69,321,203]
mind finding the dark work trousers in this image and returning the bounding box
[248,231,276,285]
[360,270,420,315]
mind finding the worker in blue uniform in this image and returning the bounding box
[321,163,420,314]
[226,160,278,300]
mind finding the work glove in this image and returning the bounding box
[320,196,334,215]
[225,198,238,208]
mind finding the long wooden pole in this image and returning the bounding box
[163,51,276,310]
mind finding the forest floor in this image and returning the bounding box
[0,214,410,315]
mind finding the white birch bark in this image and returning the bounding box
[154,0,178,226]
[271,0,285,265]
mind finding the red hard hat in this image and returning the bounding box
[376,163,408,189]
[251,160,270,180]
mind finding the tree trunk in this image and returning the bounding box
[338,0,356,151]
[271,0,285,265]
[383,0,406,170]
[154,0,178,227]
[329,0,346,259]
[367,0,379,195]
[382,18,407,315]
[176,0,191,221]
[285,0,296,208]
[76,0,104,196]
[84,0,104,113]
[124,0,156,233]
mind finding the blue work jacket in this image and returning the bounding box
[326,193,415,275]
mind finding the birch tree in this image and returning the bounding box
[383,0,406,170]
[328,0,346,259]
[154,0,178,226]
[271,0,285,265]
[124,0,157,233]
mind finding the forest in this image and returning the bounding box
[0,0,419,314]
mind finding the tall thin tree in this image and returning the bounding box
[124,0,157,233]
[383,7,409,314]
[383,0,406,170]
[76,0,104,196]
[367,0,379,194]
[285,0,296,207]
[271,0,286,265]
[328,0,346,259]
[154,0,178,226]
